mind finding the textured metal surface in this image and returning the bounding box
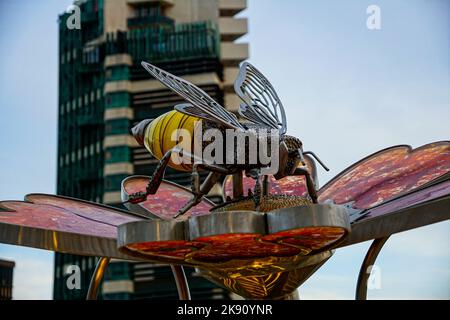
[318,141,450,209]
[187,234,304,264]
[361,178,450,221]
[1,138,448,300]
[264,204,350,252]
[235,62,287,134]
[197,251,332,299]
[188,211,266,239]
[213,195,311,213]
[141,61,244,131]
[117,219,195,263]
[26,193,149,220]
[0,195,144,259]
[267,204,350,234]
[118,219,186,245]
[119,241,205,264]
[339,181,450,247]
[118,205,347,270]
[122,176,215,219]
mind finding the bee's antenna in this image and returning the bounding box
[303,151,330,171]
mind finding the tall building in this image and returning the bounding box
[0,259,15,300]
[54,0,248,300]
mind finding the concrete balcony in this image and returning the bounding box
[224,93,242,112]
[219,0,247,16]
[104,80,131,94]
[104,54,133,68]
[221,42,249,66]
[223,66,240,87]
[127,14,174,28]
[219,17,248,41]
[127,0,174,7]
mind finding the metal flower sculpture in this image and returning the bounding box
[0,62,449,300]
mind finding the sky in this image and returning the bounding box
[0,0,449,300]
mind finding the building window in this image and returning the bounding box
[135,4,162,18]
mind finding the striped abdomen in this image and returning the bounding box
[144,110,199,171]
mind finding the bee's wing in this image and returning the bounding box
[234,62,287,134]
[238,104,267,125]
[174,103,222,124]
[141,61,245,131]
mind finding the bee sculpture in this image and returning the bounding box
[128,61,329,217]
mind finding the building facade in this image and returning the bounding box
[0,259,15,300]
[54,0,248,300]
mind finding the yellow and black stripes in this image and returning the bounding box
[144,110,200,171]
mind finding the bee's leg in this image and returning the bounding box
[254,177,262,210]
[247,168,263,210]
[174,197,201,219]
[232,171,244,199]
[262,175,270,196]
[126,149,173,204]
[174,164,232,218]
[292,167,318,203]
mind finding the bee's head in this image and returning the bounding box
[274,136,303,179]
[131,119,153,146]
[284,135,304,164]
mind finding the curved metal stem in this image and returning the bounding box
[355,237,389,300]
[171,265,191,300]
[86,257,110,300]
